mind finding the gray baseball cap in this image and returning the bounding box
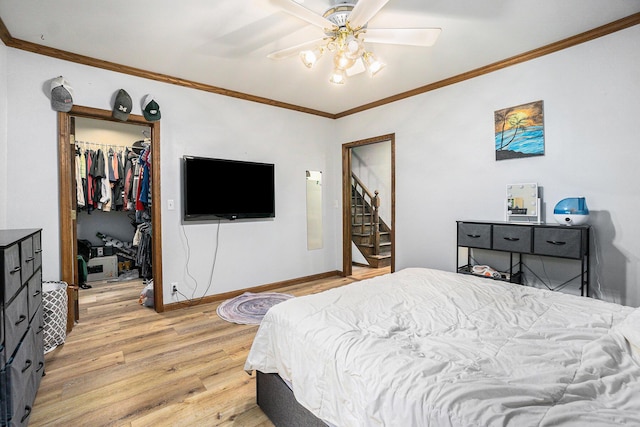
[51,76,73,112]
[112,89,132,121]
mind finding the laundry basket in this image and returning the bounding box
[42,281,68,353]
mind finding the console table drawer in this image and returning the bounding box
[492,225,532,253]
[457,223,491,249]
[534,227,584,259]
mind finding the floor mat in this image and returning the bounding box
[216,292,294,325]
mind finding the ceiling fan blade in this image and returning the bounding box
[269,0,336,30]
[347,0,390,29]
[267,38,326,60]
[198,14,308,58]
[364,28,442,46]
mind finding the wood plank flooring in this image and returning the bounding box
[30,266,390,427]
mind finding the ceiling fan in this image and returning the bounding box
[267,0,441,84]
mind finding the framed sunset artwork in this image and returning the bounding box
[494,100,545,160]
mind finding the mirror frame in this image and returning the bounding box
[506,183,540,223]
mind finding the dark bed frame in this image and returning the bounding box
[256,371,327,426]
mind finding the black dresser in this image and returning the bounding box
[456,221,590,296]
[1,229,45,426]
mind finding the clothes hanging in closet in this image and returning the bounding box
[133,222,152,279]
[75,142,137,213]
[134,142,152,223]
[75,146,86,208]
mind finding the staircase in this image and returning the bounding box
[351,173,391,268]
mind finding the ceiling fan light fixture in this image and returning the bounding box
[363,51,385,76]
[344,34,364,59]
[300,47,322,68]
[268,0,442,84]
[329,68,346,85]
[333,50,356,70]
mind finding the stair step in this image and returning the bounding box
[352,231,389,236]
[365,254,392,268]
[368,254,391,260]
[359,242,391,248]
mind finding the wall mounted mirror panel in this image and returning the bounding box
[306,171,323,250]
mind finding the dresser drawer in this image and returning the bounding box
[30,304,45,387]
[1,304,4,349]
[1,368,7,419]
[5,330,36,425]
[20,237,35,286]
[33,232,42,272]
[3,244,22,304]
[457,223,492,249]
[10,371,37,426]
[534,227,585,259]
[27,274,42,322]
[4,286,29,356]
[492,225,532,253]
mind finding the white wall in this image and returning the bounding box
[3,48,338,305]
[0,40,8,228]
[335,26,640,307]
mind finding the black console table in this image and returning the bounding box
[456,221,590,296]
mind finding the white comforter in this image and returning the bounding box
[244,268,640,426]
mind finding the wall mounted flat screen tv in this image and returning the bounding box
[183,156,275,221]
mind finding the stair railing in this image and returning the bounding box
[351,173,381,255]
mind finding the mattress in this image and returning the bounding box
[245,267,640,426]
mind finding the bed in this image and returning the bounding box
[244,268,640,426]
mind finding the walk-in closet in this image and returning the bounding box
[74,117,153,300]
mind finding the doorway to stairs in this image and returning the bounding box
[342,133,395,277]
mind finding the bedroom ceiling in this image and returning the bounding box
[1,0,639,116]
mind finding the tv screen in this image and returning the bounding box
[182,156,275,221]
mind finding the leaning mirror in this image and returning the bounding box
[506,183,540,223]
[306,171,323,250]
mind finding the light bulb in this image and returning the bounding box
[333,51,356,70]
[329,68,346,84]
[363,52,385,77]
[344,35,364,59]
[300,48,322,68]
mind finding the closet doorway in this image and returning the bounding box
[342,133,396,276]
[57,106,164,332]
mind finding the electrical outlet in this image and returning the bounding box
[171,282,178,294]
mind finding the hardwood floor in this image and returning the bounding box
[30,266,390,426]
